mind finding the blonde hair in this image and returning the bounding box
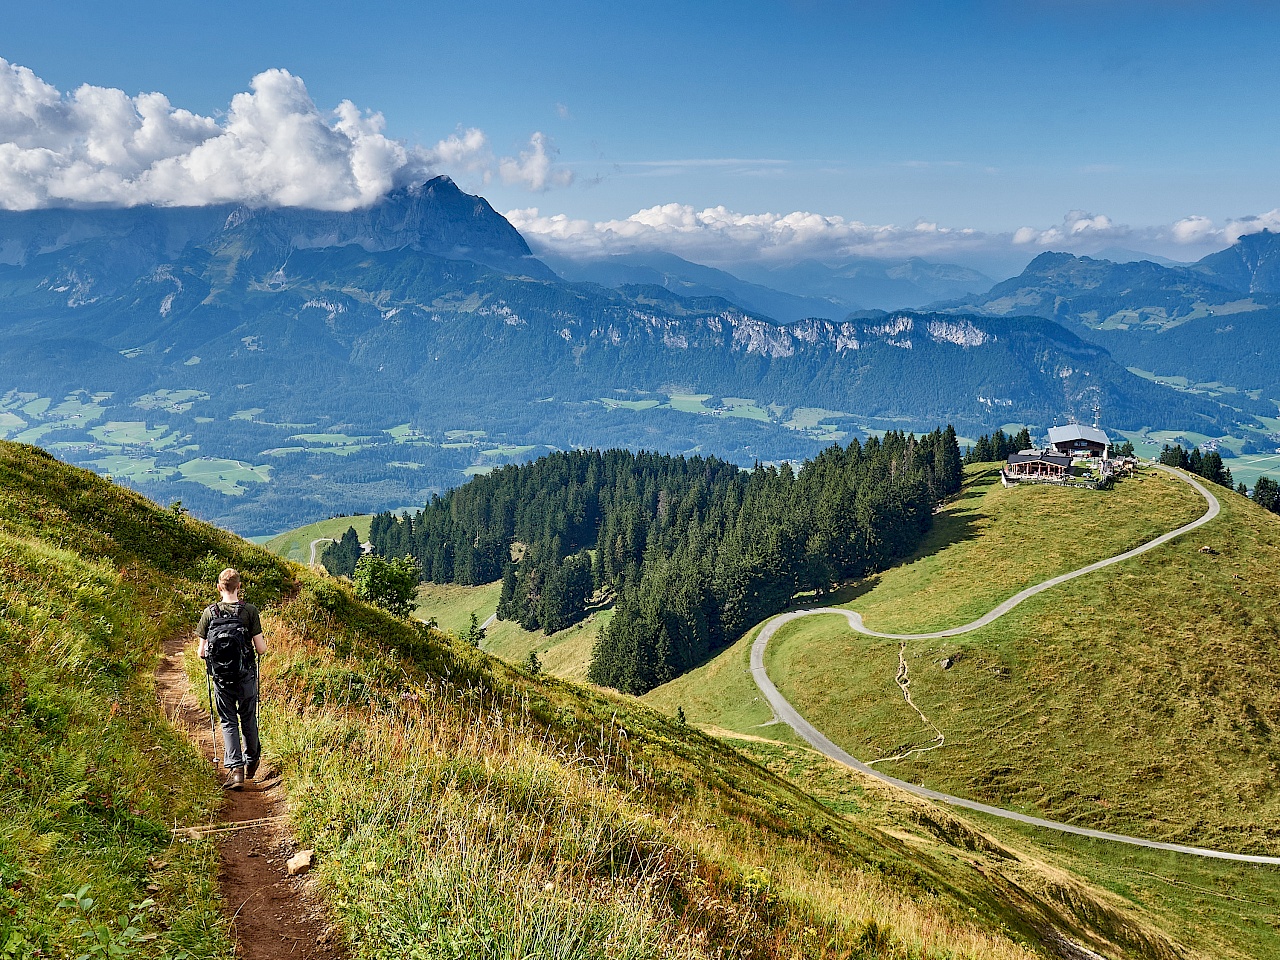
[217,568,241,593]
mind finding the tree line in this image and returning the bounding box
[1158,444,1234,489]
[963,428,1032,464]
[328,429,963,693]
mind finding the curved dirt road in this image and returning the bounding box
[752,466,1280,865]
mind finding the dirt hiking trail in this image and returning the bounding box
[155,635,344,960]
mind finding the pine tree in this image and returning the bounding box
[1253,476,1279,513]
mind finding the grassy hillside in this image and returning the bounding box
[413,580,611,684]
[761,470,1280,855]
[728,734,1280,960]
[263,514,372,563]
[647,463,1201,733]
[0,443,293,958]
[647,465,1280,956]
[1,439,1219,960]
[838,464,1205,634]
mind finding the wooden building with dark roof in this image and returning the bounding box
[1047,424,1110,459]
[1004,451,1072,480]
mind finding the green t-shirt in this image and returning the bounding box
[195,601,263,641]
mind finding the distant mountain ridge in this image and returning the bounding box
[0,177,548,294]
[538,249,849,323]
[944,232,1280,403]
[737,256,994,310]
[1191,229,1280,293]
[0,180,1260,532]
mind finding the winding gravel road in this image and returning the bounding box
[751,465,1280,865]
[309,537,335,566]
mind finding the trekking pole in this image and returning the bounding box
[205,665,220,766]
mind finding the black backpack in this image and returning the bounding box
[206,603,255,683]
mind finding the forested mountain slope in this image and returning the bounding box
[946,235,1280,403]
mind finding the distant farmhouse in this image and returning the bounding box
[1047,424,1110,459]
[1003,422,1130,488]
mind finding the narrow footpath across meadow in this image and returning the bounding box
[751,466,1280,866]
[155,636,344,960]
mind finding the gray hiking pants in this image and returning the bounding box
[213,669,260,771]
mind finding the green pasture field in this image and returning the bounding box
[480,444,539,458]
[132,389,209,413]
[1220,453,1280,489]
[719,397,771,420]
[0,411,26,435]
[599,397,661,411]
[90,421,175,448]
[263,514,373,562]
[644,622,805,743]
[4,393,110,444]
[765,478,1280,854]
[483,608,612,684]
[665,393,713,412]
[88,456,176,484]
[385,423,431,441]
[1127,366,1248,397]
[176,457,272,495]
[413,580,503,639]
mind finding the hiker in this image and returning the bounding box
[196,568,267,791]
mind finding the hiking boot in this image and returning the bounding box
[222,767,245,791]
[245,757,260,780]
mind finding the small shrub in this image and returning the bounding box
[305,577,345,613]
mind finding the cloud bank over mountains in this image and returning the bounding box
[0,58,571,210]
[509,203,1278,266]
[0,56,1271,266]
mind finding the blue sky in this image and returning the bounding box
[2,1,1278,269]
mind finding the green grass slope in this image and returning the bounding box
[648,465,1280,956]
[0,439,1216,960]
[763,469,1280,854]
[413,580,612,683]
[263,514,372,563]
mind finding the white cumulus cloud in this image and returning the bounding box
[1012,210,1130,247]
[508,203,991,264]
[509,202,1269,268]
[499,132,573,192]
[504,203,962,263]
[1159,210,1280,247]
[0,58,572,210]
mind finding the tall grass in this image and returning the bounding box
[255,597,1042,960]
[0,529,227,959]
